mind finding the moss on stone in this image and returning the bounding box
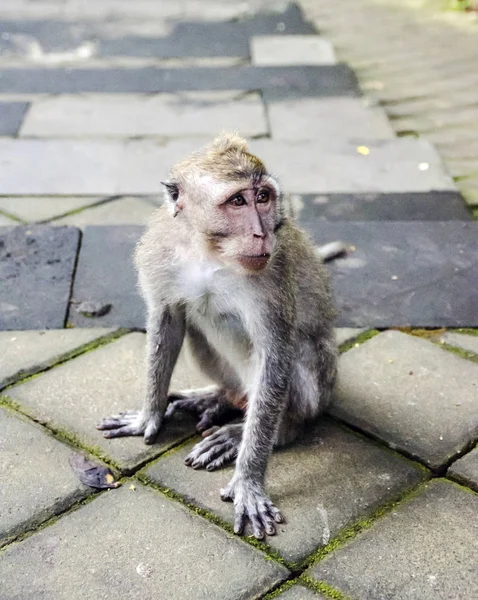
[338,329,380,354]
[300,575,351,600]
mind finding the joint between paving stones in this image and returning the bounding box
[0,328,131,392]
[337,328,380,353]
[0,207,24,224]
[38,195,124,225]
[64,227,83,328]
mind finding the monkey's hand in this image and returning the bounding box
[96,410,162,444]
[220,477,283,540]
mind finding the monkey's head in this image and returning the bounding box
[162,132,283,274]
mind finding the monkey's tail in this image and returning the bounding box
[316,241,349,262]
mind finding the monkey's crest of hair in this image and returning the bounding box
[170,131,267,185]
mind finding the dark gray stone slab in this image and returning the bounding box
[0,226,80,330]
[145,419,426,564]
[0,102,29,135]
[308,480,478,600]
[448,447,478,492]
[69,226,144,329]
[292,191,471,221]
[0,65,358,96]
[304,221,478,327]
[0,4,314,59]
[0,484,288,599]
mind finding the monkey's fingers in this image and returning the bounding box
[96,412,139,430]
[102,424,142,438]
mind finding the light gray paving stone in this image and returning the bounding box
[251,35,336,66]
[52,197,157,227]
[448,446,478,492]
[332,331,478,470]
[0,140,121,195]
[275,584,326,599]
[145,419,426,564]
[0,483,288,599]
[439,332,478,355]
[335,328,366,347]
[0,213,17,226]
[248,138,456,194]
[308,480,478,600]
[20,92,268,138]
[0,406,89,545]
[0,328,114,389]
[4,333,210,472]
[0,197,104,222]
[268,97,394,140]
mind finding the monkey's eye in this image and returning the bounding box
[228,194,247,207]
[256,190,270,203]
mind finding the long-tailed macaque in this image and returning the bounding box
[97,133,338,539]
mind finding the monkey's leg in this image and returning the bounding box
[165,386,243,433]
[184,423,243,471]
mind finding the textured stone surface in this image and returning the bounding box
[333,331,478,470]
[69,226,143,328]
[290,191,471,221]
[4,333,209,471]
[0,407,88,545]
[448,447,478,492]
[335,328,366,347]
[0,65,358,96]
[0,102,28,135]
[308,480,478,600]
[276,585,326,599]
[249,139,455,193]
[0,226,80,330]
[0,484,288,599]
[439,332,478,355]
[304,221,478,327]
[0,140,122,195]
[0,197,104,223]
[251,35,336,66]
[146,419,426,563]
[0,328,113,389]
[53,197,157,228]
[20,92,268,138]
[268,97,393,140]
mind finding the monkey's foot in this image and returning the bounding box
[221,477,284,540]
[165,389,241,434]
[96,410,162,444]
[184,423,242,471]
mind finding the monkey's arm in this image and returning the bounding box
[221,331,290,539]
[97,304,185,443]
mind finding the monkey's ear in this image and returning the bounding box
[161,180,179,201]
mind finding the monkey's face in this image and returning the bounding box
[202,178,280,274]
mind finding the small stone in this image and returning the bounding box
[76,301,112,318]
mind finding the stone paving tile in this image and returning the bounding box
[3,333,209,472]
[0,197,104,223]
[145,419,426,564]
[268,97,393,140]
[20,92,268,138]
[0,101,29,135]
[69,226,144,329]
[335,328,366,347]
[52,197,158,228]
[0,225,80,330]
[251,35,336,66]
[290,191,471,221]
[275,584,326,599]
[0,483,288,599]
[308,480,478,600]
[0,406,89,545]
[332,331,478,470]
[0,213,18,226]
[249,138,455,194]
[447,447,478,493]
[302,221,478,327]
[439,332,478,355]
[0,328,114,389]
[0,140,122,195]
[0,65,358,95]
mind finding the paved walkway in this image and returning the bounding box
[0,2,477,599]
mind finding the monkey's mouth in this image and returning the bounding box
[238,253,271,271]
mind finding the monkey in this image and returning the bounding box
[97,132,338,540]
